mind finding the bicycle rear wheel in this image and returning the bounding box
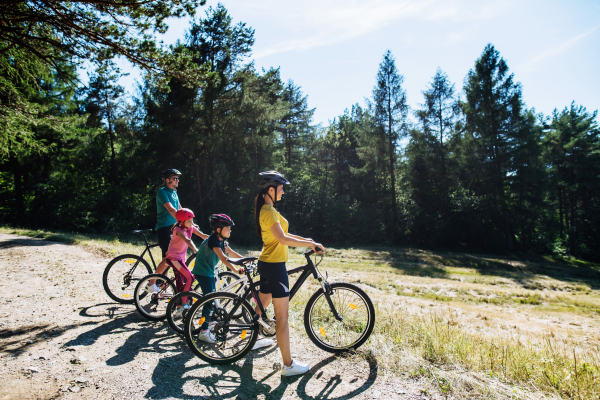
[166,291,204,334]
[184,292,258,365]
[134,274,177,321]
[304,282,375,353]
[103,254,152,304]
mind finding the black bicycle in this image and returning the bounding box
[133,259,239,322]
[102,229,197,304]
[183,250,376,364]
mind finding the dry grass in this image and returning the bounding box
[3,226,600,399]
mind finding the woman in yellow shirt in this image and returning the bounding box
[254,171,324,377]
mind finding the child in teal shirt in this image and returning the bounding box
[191,214,272,350]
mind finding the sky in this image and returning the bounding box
[115,0,600,126]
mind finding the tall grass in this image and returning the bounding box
[286,288,600,399]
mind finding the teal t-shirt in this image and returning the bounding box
[156,187,180,230]
[192,234,227,277]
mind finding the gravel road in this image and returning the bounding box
[0,232,438,400]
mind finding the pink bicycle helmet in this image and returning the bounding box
[175,208,195,223]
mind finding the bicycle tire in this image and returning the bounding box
[186,252,196,270]
[134,273,177,321]
[102,254,153,304]
[184,292,258,365]
[304,282,375,353]
[166,291,204,334]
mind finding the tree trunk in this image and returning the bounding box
[387,91,397,235]
[106,96,117,185]
[389,135,397,227]
[13,158,24,213]
[195,159,204,215]
[558,187,563,238]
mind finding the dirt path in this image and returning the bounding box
[0,233,436,400]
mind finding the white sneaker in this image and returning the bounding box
[174,304,191,318]
[146,283,160,293]
[281,359,309,377]
[197,329,216,344]
[252,336,273,350]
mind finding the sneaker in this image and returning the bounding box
[174,304,191,318]
[252,336,273,350]
[145,283,160,293]
[281,359,309,377]
[197,329,216,344]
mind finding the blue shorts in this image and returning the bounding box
[257,261,289,298]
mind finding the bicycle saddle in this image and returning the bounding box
[132,229,154,234]
[227,257,258,265]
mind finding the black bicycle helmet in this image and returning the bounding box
[257,171,290,189]
[210,214,235,229]
[162,168,182,179]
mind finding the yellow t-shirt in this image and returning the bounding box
[258,204,289,263]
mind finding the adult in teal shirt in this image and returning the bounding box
[154,169,207,278]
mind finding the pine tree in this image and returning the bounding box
[415,68,459,221]
[372,50,408,237]
[461,44,528,251]
[84,61,127,185]
[544,103,600,257]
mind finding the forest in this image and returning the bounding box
[1,2,599,260]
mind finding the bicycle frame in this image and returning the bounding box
[137,232,160,269]
[220,251,342,332]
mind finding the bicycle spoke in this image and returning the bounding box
[185,293,258,364]
[308,285,372,350]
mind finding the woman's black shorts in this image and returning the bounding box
[257,261,289,298]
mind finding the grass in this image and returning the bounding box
[2,226,600,399]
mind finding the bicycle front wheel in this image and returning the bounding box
[134,274,177,321]
[184,292,258,365]
[103,254,152,304]
[304,282,375,353]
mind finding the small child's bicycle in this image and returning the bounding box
[133,253,239,322]
[183,250,376,364]
[102,229,199,304]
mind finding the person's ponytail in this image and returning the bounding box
[254,189,267,237]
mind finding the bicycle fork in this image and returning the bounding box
[318,278,344,322]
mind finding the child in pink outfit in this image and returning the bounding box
[164,208,203,297]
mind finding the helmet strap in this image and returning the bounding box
[266,186,278,204]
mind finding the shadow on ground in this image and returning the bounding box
[145,350,378,400]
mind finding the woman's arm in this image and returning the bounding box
[176,230,198,253]
[213,247,242,274]
[288,233,310,241]
[270,223,325,252]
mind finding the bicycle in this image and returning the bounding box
[133,257,240,322]
[102,229,198,304]
[183,249,376,365]
[165,263,252,334]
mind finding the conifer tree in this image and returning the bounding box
[372,50,408,237]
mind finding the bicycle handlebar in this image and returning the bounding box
[304,247,324,258]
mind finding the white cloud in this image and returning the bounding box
[244,0,514,59]
[518,25,600,72]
